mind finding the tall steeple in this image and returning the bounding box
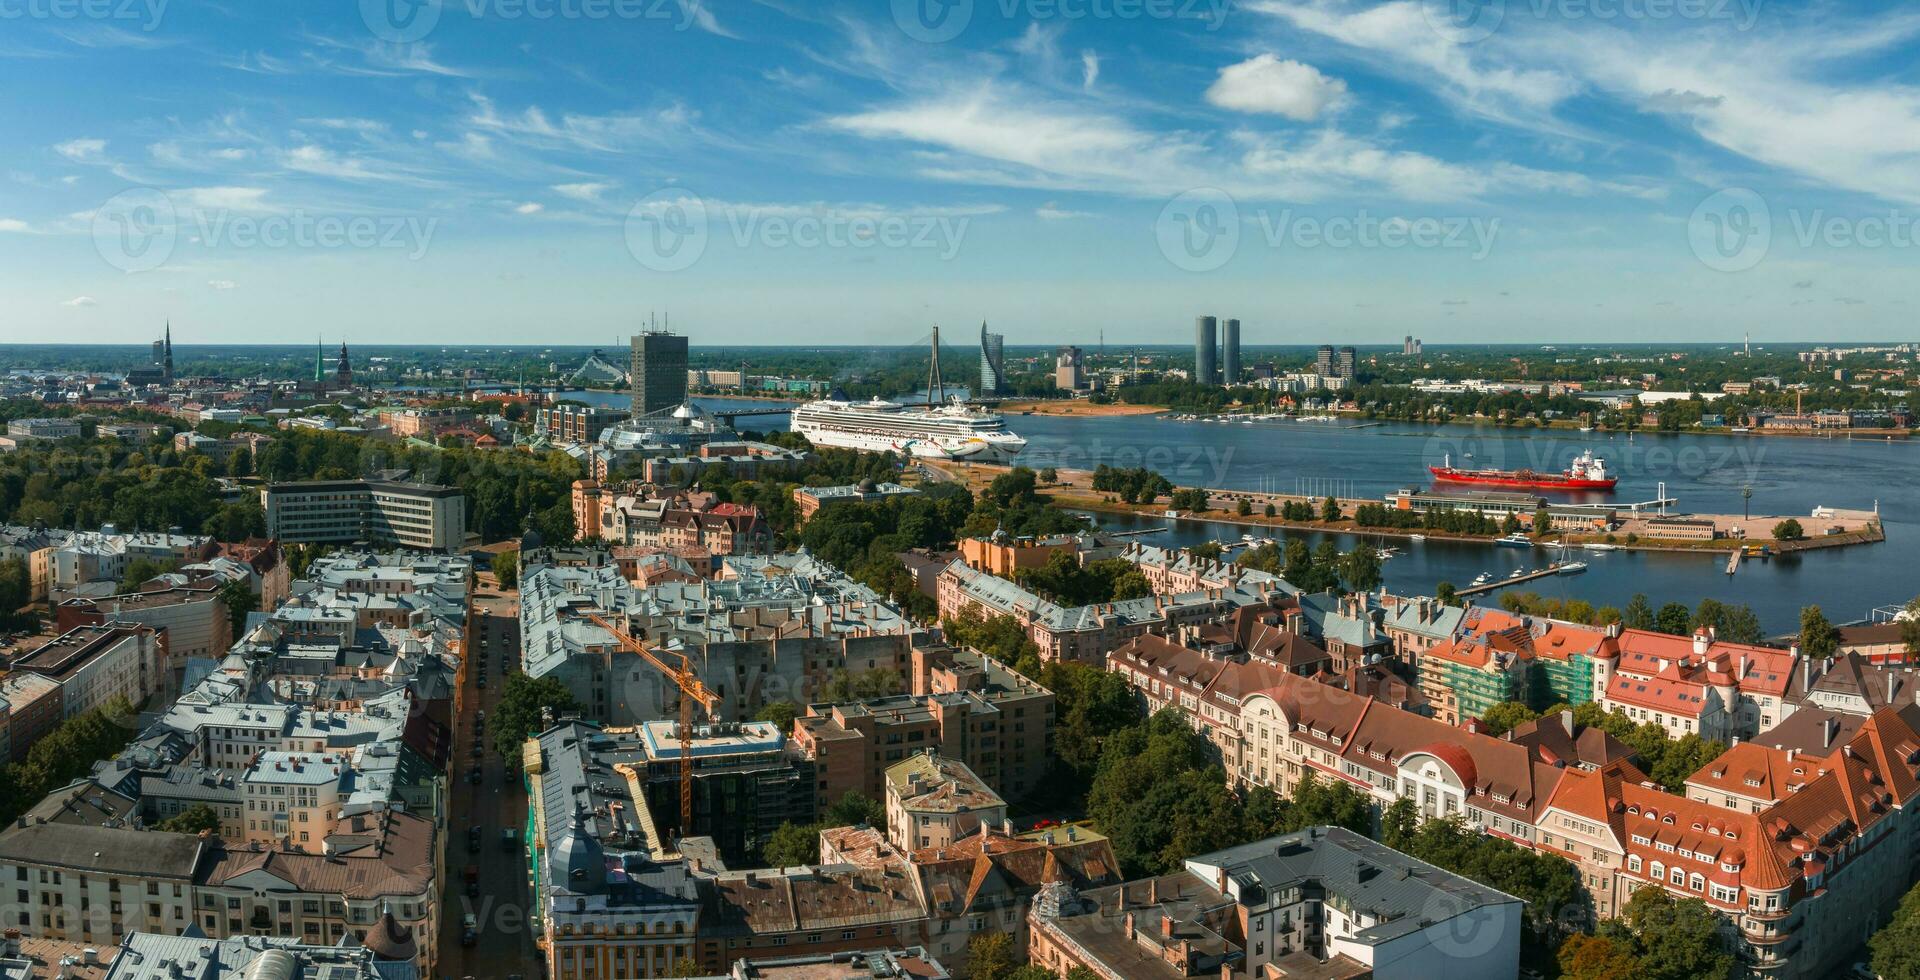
[162,320,174,382]
[335,339,353,387]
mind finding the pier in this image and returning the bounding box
[1456,562,1575,598]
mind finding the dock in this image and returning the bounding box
[1726,550,1741,575]
[1456,562,1572,598]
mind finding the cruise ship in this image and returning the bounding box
[791,397,1027,462]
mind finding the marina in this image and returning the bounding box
[556,389,1909,634]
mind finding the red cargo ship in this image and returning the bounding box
[1429,450,1617,491]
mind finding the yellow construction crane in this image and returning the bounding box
[585,612,720,840]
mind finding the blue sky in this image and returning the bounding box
[1,0,1916,346]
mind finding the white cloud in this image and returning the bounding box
[284,145,386,181]
[208,279,238,290]
[1206,55,1347,121]
[1036,203,1094,220]
[677,0,738,39]
[466,93,697,153]
[62,296,97,307]
[55,138,107,162]
[178,186,272,211]
[553,182,613,202]
[514,202,544,214]
[1080,50,1100,91]
[0,218,31,233]
[831,82,1611,203]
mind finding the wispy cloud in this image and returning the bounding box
[62,296,98,307]
[55,138,108,163]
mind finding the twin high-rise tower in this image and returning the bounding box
[1194,315,1241,385]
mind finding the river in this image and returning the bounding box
[559,389,1914,633]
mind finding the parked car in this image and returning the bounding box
[468,765,482,785]
[467,827,482,853]
[501,827,518,851]
[464,864,479,898]
[460,913,478,946]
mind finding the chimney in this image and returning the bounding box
[1693,630,1710,656]
[1560,709,1574,736]
[1149,877,1160,903]
[1124,911,1136,940]
[1160,912,1175,940]
[1824,717,1838,750]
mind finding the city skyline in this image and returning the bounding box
[3,2,1918,344]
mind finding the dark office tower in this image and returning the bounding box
[979,322,1006,396]
[1338,346,1357,379]
[1195,315,1218,384]
[1222,318,1241,384]
[1316,344,1335,376]
[630,330,689,415]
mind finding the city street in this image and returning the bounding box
[435,587,540,979]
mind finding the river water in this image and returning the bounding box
[563,389,1915,633]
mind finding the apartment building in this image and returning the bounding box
[239,752,347,850]
[5,418,81,441]
[935,559,1287,665]
[55,583,234,685]
[520,556,916,725]
[883,753,1006,852]
[1597,627,1799,741]
[6,624,164,721]
[0,824,207,947]
[535,403,629,444]
[524,722,703,980]
[794,482,922,522]
[0,672,61,762]
[794,643,1053,808]
[1028,827,1524,980]
[261,479,465,552]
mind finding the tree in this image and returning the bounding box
[1479,701,1539,737]
[491,549,519,590]
[966,932,1017,980]
[1435,581,1458,607]
[1236,498,1252,517]
[1772,518,1804,540]
[1341,542,1381,592]
[1618,889,1735,980]
[823,791,884,828]
[1319,495,1342,522]
[489,673,582,763]
[1558,933,1640,980]
[760,820,819,867]
[0,557,32,630]
[155,804,222,835]
[1872,877,1920,980]
[118,557,176,593]
[1799,605,1840,658]
[754,701,801,735]
[1654,602,1692,637]
[215,578,256,637]
[1037,467,1058,484]
[1903,596,1920,660]
[1622,593,1655,631]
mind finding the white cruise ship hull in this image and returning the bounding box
[791,401,1026,463]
